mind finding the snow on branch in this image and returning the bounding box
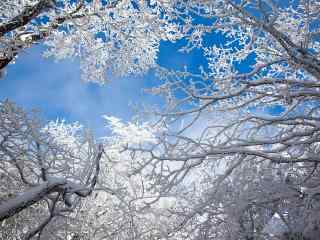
[0,101,104,239]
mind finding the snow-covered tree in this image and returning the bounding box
[0,0,181,83]
[69,116,178,240]
[0,101,103,239]
[117,1,320,239]
[2,1,320,240]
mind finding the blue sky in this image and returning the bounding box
[0,27,285,138]
[0,41,200,136]
[0,33,274,137]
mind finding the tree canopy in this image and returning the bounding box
[1,1,320,240]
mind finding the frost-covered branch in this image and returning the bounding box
[0,101,103,239]
[0,0,182,83]
[116,1,320,239]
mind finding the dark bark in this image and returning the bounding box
[0,56,15,71]
[0,0,54,71]
[0,0,54,37]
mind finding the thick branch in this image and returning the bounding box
[0,179,66,222]
[0,143,104,222]
[0,0,54,37]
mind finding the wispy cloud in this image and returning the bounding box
[0,45,161,136]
